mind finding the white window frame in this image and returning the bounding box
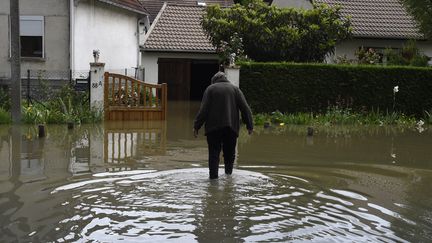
[18,15,45,58]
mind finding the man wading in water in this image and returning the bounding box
[193,71,253,179]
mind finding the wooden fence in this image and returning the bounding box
[104,72,167,121]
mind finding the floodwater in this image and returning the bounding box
[1,102,431,242]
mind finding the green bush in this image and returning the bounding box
[0,87,10,111]
[0,107,11,124]
[385,40,430,67]
[240,62,432,116]
[21,85,102,124]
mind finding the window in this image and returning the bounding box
[20,16,44,58]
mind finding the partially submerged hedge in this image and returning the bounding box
[240,62,432,116]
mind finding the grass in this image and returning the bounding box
[253,106,427,128]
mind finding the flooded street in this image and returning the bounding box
[1,102,431,242]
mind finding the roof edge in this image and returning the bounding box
[142,2,167,44]
[140,47,217,54]
[97,0,148,15]
[353,34,426,41]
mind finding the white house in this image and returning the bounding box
[0,0,150,87]
[272,0,432,64]
[72,0,151,73]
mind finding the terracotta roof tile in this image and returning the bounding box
[143,4,216,52]
[314,0,424,39]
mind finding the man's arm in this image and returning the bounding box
[193,88,211,133]
[237,89,254,133]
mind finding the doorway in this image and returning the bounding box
[190,60,219,101]
[158,58,219,101]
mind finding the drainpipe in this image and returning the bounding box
[137,15,150,70]
[70,0,75,73]
[137,18,141,69]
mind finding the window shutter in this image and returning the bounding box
[20,16,44,36]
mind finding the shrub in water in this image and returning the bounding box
[0,107,11,124]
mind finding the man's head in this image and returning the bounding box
[211,72,228,84]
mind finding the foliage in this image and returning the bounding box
[201,0,352,62]
[334,54,355,65]
[0,107,11,124]
[217,32,246,66]
[21,85,102,124]
[239,62,432,116]
[385,40,430,67]
[253,108,420,127]
[0,87,11,111]
[425,110,432,124]
[400,0,432,39]
[355,47,381,65]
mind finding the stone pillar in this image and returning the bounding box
[225,66,240,87]
[89,62,105,110]
[89,126,105,173]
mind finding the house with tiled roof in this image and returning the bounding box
[0,0,149,86]
[140,1,233,100]
[272,0,432,63]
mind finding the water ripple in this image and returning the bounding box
[35,168,423,242]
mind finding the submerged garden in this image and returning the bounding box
[1,0,432,242]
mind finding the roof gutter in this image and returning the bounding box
[353,35,426,41]
[140,48,217,54]
[70,0,75,72]
[97,0,148,15]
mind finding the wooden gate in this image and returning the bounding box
[104,72,167,121]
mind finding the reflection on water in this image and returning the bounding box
[104,121,167,166]
[0,102,432,242]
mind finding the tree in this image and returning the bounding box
[400,0,432,39]
[201,0,352,63]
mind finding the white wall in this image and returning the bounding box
[141,51,218,84]
[74,0,140,71]
[331,38,432,65]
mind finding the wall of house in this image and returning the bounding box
[271,0,313,9]
[0,0,70,80]
[73,0,141,71]
[141,51,219,84]
[331,38,432,65]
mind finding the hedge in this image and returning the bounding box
[239,62,432,116]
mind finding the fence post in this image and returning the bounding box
[162,83,167,120]
[27,70,30,104]
[90,62,105,111]
[225,66,240,87]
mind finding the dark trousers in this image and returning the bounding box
[206,127,237,179]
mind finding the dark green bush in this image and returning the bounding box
[0,87,11,111]
[240,62,432,116]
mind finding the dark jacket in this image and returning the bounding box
[194,72,253,136]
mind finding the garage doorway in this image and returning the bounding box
[158,58,219,101]
[190,60,219,101]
